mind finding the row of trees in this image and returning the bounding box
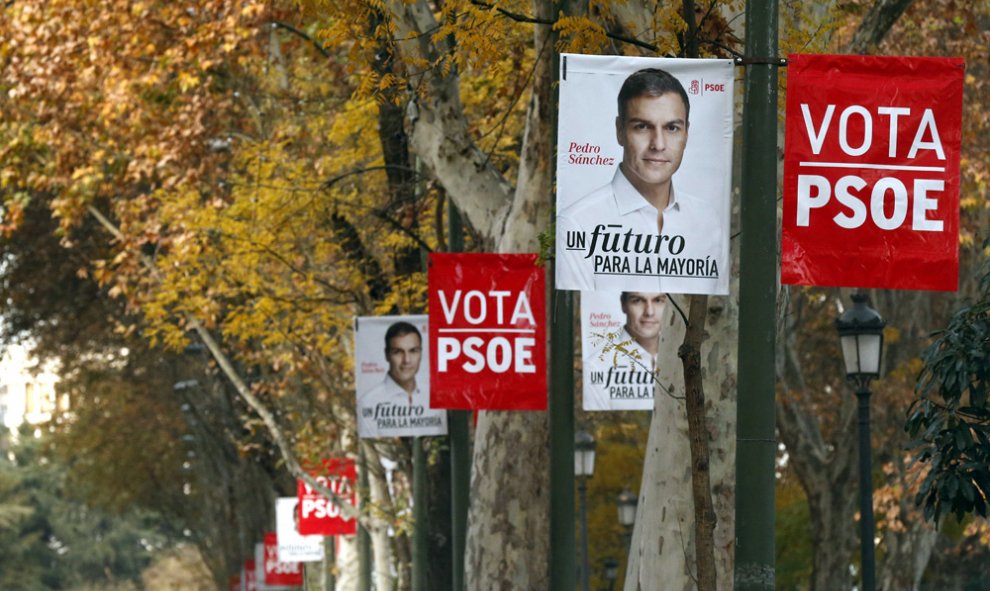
[2,0,990,589]
[0,422,181,589]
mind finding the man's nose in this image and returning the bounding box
[649,129,664,150]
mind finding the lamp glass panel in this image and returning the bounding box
[618,503,636,526]
[582,450,596,476]
[575,450,594,477]
[840,334,860,375]
[857,334,882,375]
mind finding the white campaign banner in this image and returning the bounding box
[581,291,661,411]
[275,497,323,563]
[355,315,447,438]
[555,54,734,295]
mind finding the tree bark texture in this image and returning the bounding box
[625,289,738,590]
[335,534,359,591]
[680,294,717,591]
[388,1,555,588]
[363,441,396,591]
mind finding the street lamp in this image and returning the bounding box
[616,488,637,533]
[616,488,637,583]
[836,292,885,591]
[602,557,619,591]
[575,430,596,591]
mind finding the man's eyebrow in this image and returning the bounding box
[625,116,686,126]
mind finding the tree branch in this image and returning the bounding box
[86,204,366,524]
[271,20,332,59]
[845,0,917,54]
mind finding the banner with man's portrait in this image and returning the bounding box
[556,54,734,295]
[581,290,662,411]
[355,315,447,438]
[275,497,323,563]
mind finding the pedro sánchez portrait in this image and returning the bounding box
[555,55,733,295]
[355,316,447,439]
[582,290,666,411]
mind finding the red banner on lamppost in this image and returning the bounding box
[781,54,964,291]
[428,253,547,410]
[296,458,357,536]
[263,532,303,587]
[243,559,257,591]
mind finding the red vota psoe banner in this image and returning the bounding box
[428,253,547,410]
[781,54,964,291]
[263,532,304,586]
[296,458,357,536]
[243,560,257,591]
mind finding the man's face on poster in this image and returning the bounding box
[622,292,666,346]
[616,93,689,193]
[385,331,422,386]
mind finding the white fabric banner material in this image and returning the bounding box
[355,315,447,438]
[275,497,324,563]
[556,54,734,295]
[581,291,662,411]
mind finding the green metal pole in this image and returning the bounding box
[359,444,372,591]
[412,437,428,591]
[447,201,471,591]
[549,288,575,591]
[548,8,575,587]
[735,1,779,589]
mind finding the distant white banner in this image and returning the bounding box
[275,497,323,563]
[355,315,447,438]
[556,54,734,295]
[581,291,663,411]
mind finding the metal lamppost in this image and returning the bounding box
[836,293,885,591]
[575,430,596,591]
[602,557,619,591]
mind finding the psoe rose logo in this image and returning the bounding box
[689,79,700,95]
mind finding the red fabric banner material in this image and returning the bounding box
[781,54,964,291]
[428,253,547,410]
[263,532,304,586]
[296,458,357,536]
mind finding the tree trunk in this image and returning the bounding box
[463,412,550,589]
[388,1,555,588]
[363,442,395,591]
[680,294,718,591]
[878,520,937,591]
[335,534,359,591]
[625,289,738,590]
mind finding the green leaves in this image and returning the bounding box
[908,242,990,523]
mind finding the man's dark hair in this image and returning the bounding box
[385,321,421,348]
[617,68,690,123]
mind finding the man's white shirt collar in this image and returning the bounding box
[619,325,658,370]
[612,166,681,217]
[382,373,419,400]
